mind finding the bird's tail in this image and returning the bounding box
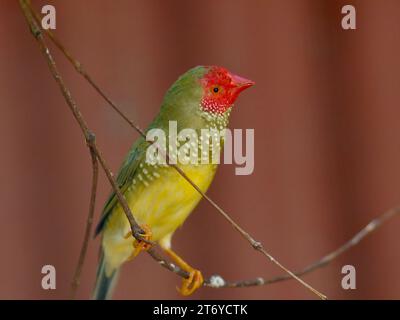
[92,252,119,300]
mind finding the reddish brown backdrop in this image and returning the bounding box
[0,0,399,299]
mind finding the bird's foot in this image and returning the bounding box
[124,224,152,259]
[162,247,204,296]
[179,267,204,296]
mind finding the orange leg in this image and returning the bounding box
[162,247,203,296]
[124,224,152,260]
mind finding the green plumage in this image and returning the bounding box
[93,65,251,299]
[95,66,222,236]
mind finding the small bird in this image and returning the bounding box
[93,65,254,299]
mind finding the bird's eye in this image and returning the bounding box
[213,87,219,93]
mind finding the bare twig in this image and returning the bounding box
[20,0,399,299]
[143,207,398,289]
[70,137,98,299]
[203,207,399,288]
[26,0,398,298]
[22,1,327,299]
[19,0,149,253]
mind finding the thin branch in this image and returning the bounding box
[19,1,148,245]
[20,0,399,299]
[70,138,98,299]
[143,207,398,288]
[203,206,399,288]
[23,1,326,299]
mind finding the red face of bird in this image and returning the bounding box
[200,66,255,114]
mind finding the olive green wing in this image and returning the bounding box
[94,136,147,236]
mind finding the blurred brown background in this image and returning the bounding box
[0,0,399,300]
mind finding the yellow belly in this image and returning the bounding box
[102,163,217,272]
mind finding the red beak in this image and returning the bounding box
[230,73,255,93]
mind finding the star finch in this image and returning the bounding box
[93,66,254,299]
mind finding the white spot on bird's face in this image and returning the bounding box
[198,103,231,128]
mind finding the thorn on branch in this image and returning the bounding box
[31,26,41,38]
[252,241,263,250]
[86,131,96,146]
[74,61,83,73]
